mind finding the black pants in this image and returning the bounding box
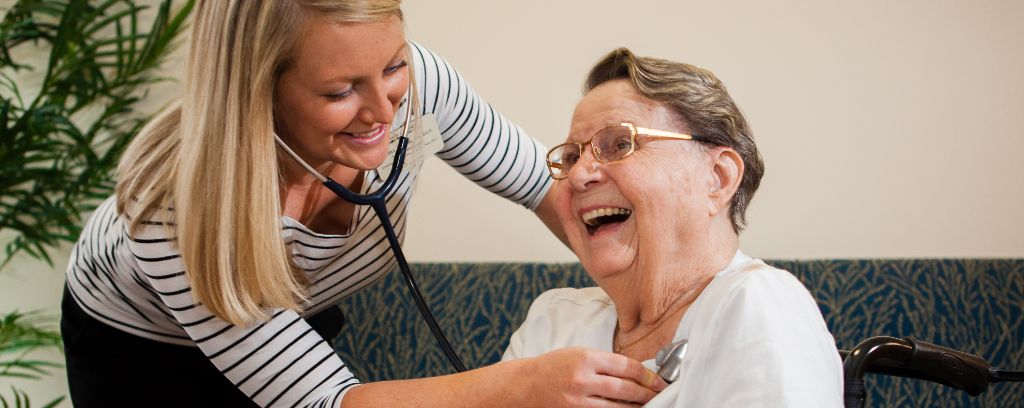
[61,287,344,407]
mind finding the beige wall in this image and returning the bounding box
[400,0,1024,261]
[2,0,1022,401]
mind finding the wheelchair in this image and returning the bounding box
[841,336,1023,407]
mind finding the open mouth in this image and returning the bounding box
[581,207,632,235]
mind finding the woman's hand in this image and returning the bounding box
[341,347,666,407]
[517,347,668,407]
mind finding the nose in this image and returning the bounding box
[357,80,398,126]
[566,145,604,191]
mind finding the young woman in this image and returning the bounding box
[61,1,665,407]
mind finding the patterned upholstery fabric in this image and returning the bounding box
[332,260,1024,407]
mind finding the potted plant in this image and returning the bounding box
[0,0,193,405]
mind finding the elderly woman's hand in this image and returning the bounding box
[519,347,667,407]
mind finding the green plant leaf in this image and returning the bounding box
[0,308,65,407]
[0,0,194,268]
[0,386,64,408]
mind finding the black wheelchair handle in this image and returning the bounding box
[903,336,991,396]
[841,336,1024,408]
[841,336,994,408]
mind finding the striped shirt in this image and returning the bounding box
[64,42,551,407]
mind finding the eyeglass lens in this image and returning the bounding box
[548,125,634,178]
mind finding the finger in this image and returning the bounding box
[590,374,659,404]
[595,353,668,391]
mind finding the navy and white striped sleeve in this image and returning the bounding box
[124,213,358,408]
[408,41,553,211]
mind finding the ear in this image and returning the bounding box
[707,147,744,217]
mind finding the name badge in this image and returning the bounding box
[376,113,444,181]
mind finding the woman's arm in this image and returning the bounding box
[534,186,568,246]
[126,207,661,407]
[410,41,568,246]
[124,214,358,406]
[343,348,666,407]
[411,41,551,212]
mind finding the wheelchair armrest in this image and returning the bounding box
[842,336,992,396]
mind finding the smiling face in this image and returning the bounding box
[274,15,408,171]
[555,80,726,281]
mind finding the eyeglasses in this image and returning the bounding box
[545,122,702,180]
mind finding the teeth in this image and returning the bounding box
[581,207,632,226]
[349,126,384,138]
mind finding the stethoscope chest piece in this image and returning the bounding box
[655,339,689,383]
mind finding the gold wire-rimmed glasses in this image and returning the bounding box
[545,122,703,180]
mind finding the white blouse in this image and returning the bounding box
[503,251,844,407]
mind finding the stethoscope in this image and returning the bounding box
[274,76,467,373]
[273,66,691,380]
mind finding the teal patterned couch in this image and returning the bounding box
[332,260,1024,407]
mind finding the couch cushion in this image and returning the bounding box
[333,259,1023,406]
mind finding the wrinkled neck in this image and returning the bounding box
[605,227,739,331]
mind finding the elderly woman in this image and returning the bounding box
[502,48,843,407]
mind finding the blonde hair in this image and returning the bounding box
[116,0,403,325]
[584,48,764,233]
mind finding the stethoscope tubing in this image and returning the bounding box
[276,84,467,373]
[323,138,468,373]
